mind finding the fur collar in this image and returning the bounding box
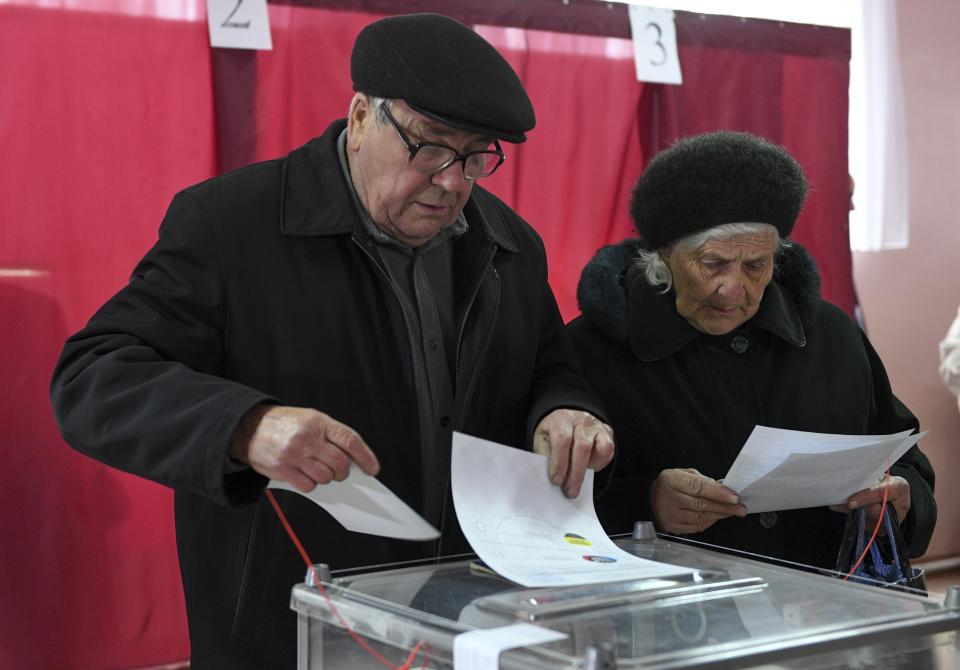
[576,237,822,352]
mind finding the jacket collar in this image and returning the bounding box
[626,273,806,361]
[576,238,816,361]
[278,120,518,252]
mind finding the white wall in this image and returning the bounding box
[853,0,960,560]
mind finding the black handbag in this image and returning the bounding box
[835,502,927,594]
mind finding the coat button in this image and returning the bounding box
[759,512,778,529]
[731,335,750,354]
[440,416,450,427]
[429,338,439,352]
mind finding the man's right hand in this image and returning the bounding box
[229,404,379,492]
[650,468,746,534]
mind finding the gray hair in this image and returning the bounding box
[636,222,789,292]
[349,93,390,124]
[369,95,389,123]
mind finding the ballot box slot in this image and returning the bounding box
[474,575,766,620]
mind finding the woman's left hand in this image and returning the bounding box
[830,475,911,527]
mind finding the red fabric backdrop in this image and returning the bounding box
[0,4,212,669]
[0,2,849,667]
[217,4,852,318]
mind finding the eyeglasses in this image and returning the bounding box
[381,103,505,180]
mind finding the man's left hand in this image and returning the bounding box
[830,475,911,526]
[533,409,615,498]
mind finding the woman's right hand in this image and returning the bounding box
[650,468,747,534]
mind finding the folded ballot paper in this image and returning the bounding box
[722,426,925,513]
[268,470,440,541]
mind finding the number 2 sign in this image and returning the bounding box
[207,0,273,51]
[628,5,682,85]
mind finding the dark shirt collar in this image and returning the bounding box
[627,273,806,361]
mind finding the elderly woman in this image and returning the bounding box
[568,131,936,568]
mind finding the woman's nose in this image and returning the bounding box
[717,278,745,300]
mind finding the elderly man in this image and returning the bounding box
[568,131,935,569]
[51,14,613,668]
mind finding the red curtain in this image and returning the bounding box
[0,4,212,668]
[0,2,849,667]
[217,4,851,318]
[638,15,853,315]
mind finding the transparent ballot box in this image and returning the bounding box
[290,535,960,669]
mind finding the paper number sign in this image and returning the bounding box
[207,0,273,51]
[628,5,682,85]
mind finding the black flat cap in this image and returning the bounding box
[351,13,535,143]
[631,131,808,250]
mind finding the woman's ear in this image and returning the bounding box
[658,247,671,268]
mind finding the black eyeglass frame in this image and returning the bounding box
[381,103,506,180]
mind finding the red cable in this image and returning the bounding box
[265,489,313,567]
[399,640,428,670]
[842,459,891,581]
[264,489,430,670]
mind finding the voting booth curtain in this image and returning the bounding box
[0,1,849,667]
[213,1,853,318]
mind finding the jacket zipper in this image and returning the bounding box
[232,496,263,635]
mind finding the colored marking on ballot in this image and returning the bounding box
[582,555,617,563]
[563,532,592,546]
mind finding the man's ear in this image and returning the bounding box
[346,93,369,152]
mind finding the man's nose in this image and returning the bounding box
[430,161,469,191]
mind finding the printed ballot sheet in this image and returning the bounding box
[451,432,695,587]
[722,426,925,513]
[268,469,440,541]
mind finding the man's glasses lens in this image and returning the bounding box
[411,146,503,179]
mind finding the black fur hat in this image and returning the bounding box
[630,131,808,250]
[351,13,535,143]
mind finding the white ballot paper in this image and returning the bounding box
[268,469,439,541]
[722,426,925,513]
[451,432,695,587]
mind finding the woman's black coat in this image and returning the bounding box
[568,239,936,570]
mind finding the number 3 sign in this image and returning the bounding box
[628,5,682,85]
[207,0,273,51]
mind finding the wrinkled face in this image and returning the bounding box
[664,229,777,335]
[346,95,492,247]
